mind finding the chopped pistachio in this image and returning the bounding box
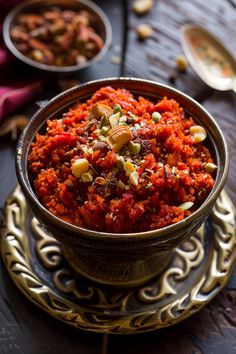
[81,172,93,183]
[178,201,194,211]
[129,141,141,154]
[206,162,217,173]
[81,145,88,153]
[152,111,162,122]
[101,126,109,135]
[109,112,120,128]
[100,115,109,128]
[98,135,106,142]
[129,171,139,186]
[72,158,89,178]
[129,113,137,119]
[117,155,125,168]
[190,125,207,143]
[117,180,125,190]
[113,103,123,115]
[119,116,127,123]
[81,145,93,154]
[124,160,135,176]
[134,123,140,130]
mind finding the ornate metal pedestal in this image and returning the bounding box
[1,186,235,334]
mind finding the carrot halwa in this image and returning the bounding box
[28,86,216,233]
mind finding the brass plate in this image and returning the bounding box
[1,186,236,334]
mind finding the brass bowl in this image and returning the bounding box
[16,78,229,287]
[3,0,112,75]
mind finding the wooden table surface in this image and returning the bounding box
[0,0,236,353]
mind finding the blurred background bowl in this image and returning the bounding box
[3,0,112,76]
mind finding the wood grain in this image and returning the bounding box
[125,0,236,96]
[107,289,236,354]
[203,91,236,203]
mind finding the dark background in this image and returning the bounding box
[0,0,236,353]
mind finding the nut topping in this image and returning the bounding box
[190,125,207,143]
[205,162,217,173]
[72,158,89,178]
[106,125,133,152]
[93,142,108,151]
[178,202,194,211]
[10,7,105,67]
[89,103,113,121]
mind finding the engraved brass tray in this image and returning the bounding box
[1,186,236,334]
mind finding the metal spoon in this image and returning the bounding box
[180,24,236,93]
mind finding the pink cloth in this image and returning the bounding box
[0,0,43,120]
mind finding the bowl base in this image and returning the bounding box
[62,244,174,288]
[1,186,236,334]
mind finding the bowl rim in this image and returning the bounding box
[16,77,229,241]
[3,0,112,73]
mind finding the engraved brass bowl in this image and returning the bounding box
[16,78,229,287]
[3,0,112,75]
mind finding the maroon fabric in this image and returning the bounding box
[0,0,43,120]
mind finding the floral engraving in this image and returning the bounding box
[0,186,235,334]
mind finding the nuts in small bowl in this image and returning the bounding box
[3,0,112,74]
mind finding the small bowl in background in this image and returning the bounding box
[16,78,229,287]
[3,0,112,75]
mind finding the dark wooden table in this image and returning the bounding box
[0,1,236,353]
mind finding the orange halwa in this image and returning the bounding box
[28,86,215,233]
